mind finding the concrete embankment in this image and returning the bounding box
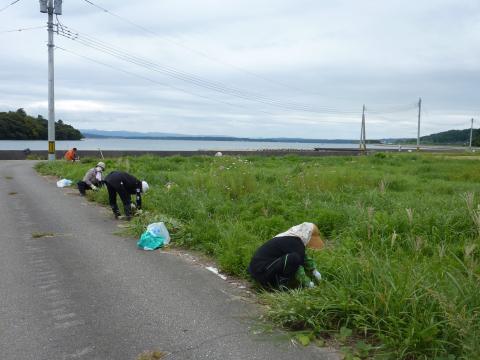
[0,145,471,160]
[0,148,366,160]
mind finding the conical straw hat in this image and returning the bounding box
[308,224,324,250]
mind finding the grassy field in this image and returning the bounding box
[36,153,480,359]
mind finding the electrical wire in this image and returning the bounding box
[0,25,45,34]
[55,23,347,113]
[54,9,424,127]
[368,113,417,125]
[55,45,278,117]
[422,103,478,128]
[367,102,418,114]
[0,0,21,13]
[80,0,328,96]
[57,13,419,117]
[55,45,364,125]
[80,0,441,113]
[57,21,422,116]
[56,23,362,115]
[56,30,422,120]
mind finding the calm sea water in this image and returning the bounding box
[0,138,372,151]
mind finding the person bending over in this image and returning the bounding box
[104,171,149,220]
[64,148,79,162]
[77,162,105,196]
[248,222,324,289]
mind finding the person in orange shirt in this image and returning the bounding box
[64,148,79,162]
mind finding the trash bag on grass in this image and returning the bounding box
[137,222,170,250]
[56,179,73,187]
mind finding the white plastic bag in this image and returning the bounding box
[146,222,170,245]
[56,179,73,188]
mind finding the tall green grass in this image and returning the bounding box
[36,153,480,359]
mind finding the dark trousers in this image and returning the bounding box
[255,253,302,288]
[77,181,92,195]
[105,182,132,218]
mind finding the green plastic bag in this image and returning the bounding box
[137,231,165,250]
[137,222,170,251]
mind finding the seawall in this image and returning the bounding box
[0,149,365,160]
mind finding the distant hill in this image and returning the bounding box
[421,128,480,145]
[392,128,480,146]
[80,129,374,143]
[0,109,83,140]
[80,129,185,138]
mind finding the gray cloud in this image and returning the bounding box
[0,0,479,138]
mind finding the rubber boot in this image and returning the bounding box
[112,205,121,219]
[77,181,87,196]
[123,203,132,221]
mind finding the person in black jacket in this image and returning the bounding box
[104,171,149,220]
[248,222,324,289]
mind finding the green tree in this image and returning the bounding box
[0,110,83,140]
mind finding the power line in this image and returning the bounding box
[0,25,45,34]
[55,45,277,117]
[80,0,324,96]
[55,24,341,113]
[56,23,362,115]
[368,113,417,125]
[55,45,362,126]
[58,24,420,121]
[59,9,420,117]
[82,0,155,36]
[0,0,21,13]
[367,102,418,114]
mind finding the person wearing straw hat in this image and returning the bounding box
[77,161,106,196]
[248,222,324,289]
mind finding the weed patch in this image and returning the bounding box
[32,232,55,238]
[135,350,166,360]
[36,154,480,359]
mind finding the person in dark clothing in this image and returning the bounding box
[248,222,324,289]
[103,171,149,220]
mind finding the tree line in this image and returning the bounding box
[394,128,480,146]
[420,128,480,146]
[0,109,84,140]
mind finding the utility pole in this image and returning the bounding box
[40,0,62,160]
[469,118,474,151]
[359,104,366,152]
[416,97,422,151]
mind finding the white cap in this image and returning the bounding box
[141,181,149,193]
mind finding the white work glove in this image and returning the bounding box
[307,281,315,288]
[312,269,322,281]
[90,185,98,191]
[130,203,136,210]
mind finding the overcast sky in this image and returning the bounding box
[1,0,479,139]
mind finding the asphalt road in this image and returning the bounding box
[0,161,338,360]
